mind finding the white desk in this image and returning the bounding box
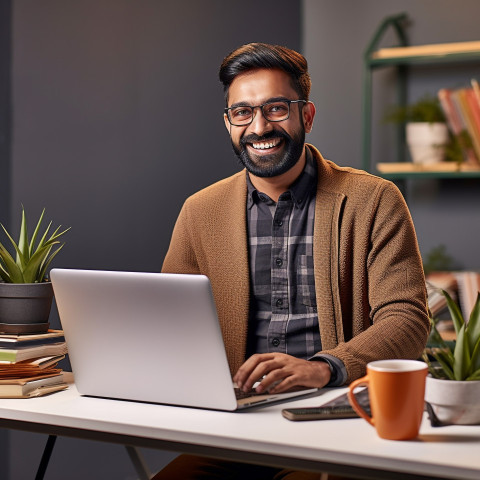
[1,376,480,480]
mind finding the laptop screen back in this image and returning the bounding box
[51,269,238,410]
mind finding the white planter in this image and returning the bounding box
[425,376,480,425]
[406,122,449,165]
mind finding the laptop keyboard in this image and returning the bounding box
[234,388,266,400]
[234,384,311,400]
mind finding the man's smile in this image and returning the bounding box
[245,137,284,156]
[251,138,282,150]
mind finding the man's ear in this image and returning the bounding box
[302,101,316,134]
[224,113,232,134]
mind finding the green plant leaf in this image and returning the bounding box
[0,262,12,282]
[1,224,27,272]
[466,368,480,381]
[443,289,465,336]
[34,223,69,254]
[453,323,471,380]
[38,243,65,281]
[17,206,30,264]
[21,241,60,283]
[469,333,480,376]
[28,208,46,258]
[0,243,24,282]
[0,208,69,283]
[427,318,450,349]
[34,221,52,253]
[421,352,447,378]
[431,348,455,380]
[384,94,445,124]
[466,292,480,353]
[47,225,70,244]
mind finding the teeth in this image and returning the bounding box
[252,139,280,150]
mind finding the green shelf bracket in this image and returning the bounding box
[362,13,409,173]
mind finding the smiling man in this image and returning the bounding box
[158,43,429,480]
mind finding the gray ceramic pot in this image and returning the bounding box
[0,282,54,333]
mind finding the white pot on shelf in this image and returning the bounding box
[425,376,480,425]
[406,122,449,165]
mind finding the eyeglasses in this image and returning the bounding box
[224,99,306,126]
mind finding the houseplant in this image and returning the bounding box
[423,289,480,424]
[0,207,70,334]
[384,94,450,165]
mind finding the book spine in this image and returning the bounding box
[0,336,65,349]
[457,88,480,162]
[439,88,479,166]
[467,82,480,151]
[0,351,18,362]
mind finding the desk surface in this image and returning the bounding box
[1,375,480,480]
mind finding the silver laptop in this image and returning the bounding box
[50,269,317,411]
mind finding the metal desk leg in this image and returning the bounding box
[125,445,152,480]
[34,436,151,480]
[35,435,57,480]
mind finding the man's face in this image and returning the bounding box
[224,69,314,178]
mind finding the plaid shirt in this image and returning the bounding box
[246,149,346,386]
[247,149,346,385]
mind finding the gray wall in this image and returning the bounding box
[0,0,11,227]
[5,1,301,479]
[10,0,300,275]
[304,0,480,270]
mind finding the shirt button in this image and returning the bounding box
[275,219,283,226]
[259,194,268,202]
[275,258,283,267]
[275,298,283,307]
[272,338,280,347]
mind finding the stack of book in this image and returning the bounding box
[0,329,68,398]
[438,79,480,166]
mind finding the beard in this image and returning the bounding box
[231,125,305,178]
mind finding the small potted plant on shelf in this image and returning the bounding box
[384,94,450,165]
[0,207,70,334]
[423,289,480,425]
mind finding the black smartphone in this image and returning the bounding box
[282,388,370,421]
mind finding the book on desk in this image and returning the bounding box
[0,372,67,398]
[0,329,65,348]
[0,330,69,398]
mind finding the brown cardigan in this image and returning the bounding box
[162,145,429,383]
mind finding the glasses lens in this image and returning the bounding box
[262,101,290,122]
[229,106,254,125]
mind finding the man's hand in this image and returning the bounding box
[233,352,331,394]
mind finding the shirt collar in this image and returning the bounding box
[246,147,317,209]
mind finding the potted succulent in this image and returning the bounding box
[0,207,70,334]
[423,289,480,424]
[384,94,450,165]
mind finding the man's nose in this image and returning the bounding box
[248,107,273,136]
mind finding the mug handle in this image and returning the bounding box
[348,376,373,426]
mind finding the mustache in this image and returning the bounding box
[240,130,289,147]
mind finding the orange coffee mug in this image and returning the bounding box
[348,359,427,440]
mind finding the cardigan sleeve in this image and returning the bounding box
[321,181,430,383]
[162,201,201,275]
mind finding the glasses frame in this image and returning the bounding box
[224,99,306,127]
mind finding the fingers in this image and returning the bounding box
[234,354,332,393]
[256,368,292,393]
[233,353,277,391]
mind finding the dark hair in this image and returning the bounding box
[219,43,311,104]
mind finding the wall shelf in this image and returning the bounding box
[375,162,480,179]
[376,170,480,181]
[362,13,480,179]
